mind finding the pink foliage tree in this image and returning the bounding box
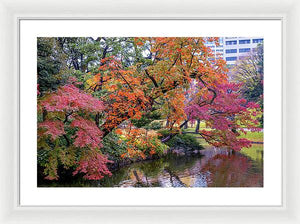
[37,80,111,180]
[185,82,261,151]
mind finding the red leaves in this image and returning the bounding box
[37,37,263,182]
[38,82,110,181]
[185,82,262,151]
[41,84,105,113]
[70,117,103,149]
[38,83,106,149]
[39,120,65,140]
[72,150,113,180]
[37,84,40,96]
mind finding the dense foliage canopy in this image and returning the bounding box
[37,37,262,181]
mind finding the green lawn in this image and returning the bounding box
[239,131,263,142]
[184,133,210,147]
[184,128,263,162]
[184,131,263,149]
[240,144,263,162]
[185,125,263,141]
[184,121,208,132]
[239,132,263,162]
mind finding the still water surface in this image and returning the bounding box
[40,144,263,187]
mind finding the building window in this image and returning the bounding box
[225,49,237,54]
[226,57,237,61]
[225,41,237,45]
[239,39,250,44]
[253,38,263,43]
[239,48,251,53]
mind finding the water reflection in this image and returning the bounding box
[98,146,263,187]
[39,145,263,187]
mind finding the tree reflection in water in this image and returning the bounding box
[38,146,263,187]
[105,147,263,188]
[201,153,263,187]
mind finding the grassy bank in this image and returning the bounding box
[239,131,263,142]
[241,144,263,162]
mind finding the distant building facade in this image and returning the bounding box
[205,37,263,66]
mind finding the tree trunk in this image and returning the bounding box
[184,121,188,129]
[166,119,169,128]
[195,119,200,133]
[161,119,189,143]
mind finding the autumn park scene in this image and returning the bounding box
[37,37,263,187]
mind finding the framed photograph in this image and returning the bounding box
[20,19,280,207]
[0,0,299,223]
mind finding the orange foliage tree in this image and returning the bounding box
[88,37,227,133]
[38,37,262,180]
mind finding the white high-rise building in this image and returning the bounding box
[224,37,263,65]
[205,37,263,66]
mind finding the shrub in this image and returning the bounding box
[145,121,163,130]
[157,129,171,138]
[131,110,162,128]
[136,136,169,157]
[101,132,128,162]
[157,130,203,151]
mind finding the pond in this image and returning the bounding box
[38,144,263,187]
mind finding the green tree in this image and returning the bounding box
[37,38,68,94]
[230,44,263,106]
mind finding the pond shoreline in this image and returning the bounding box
[107,146,204,172]
[38,142,263,187]
[108,141,264,173]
